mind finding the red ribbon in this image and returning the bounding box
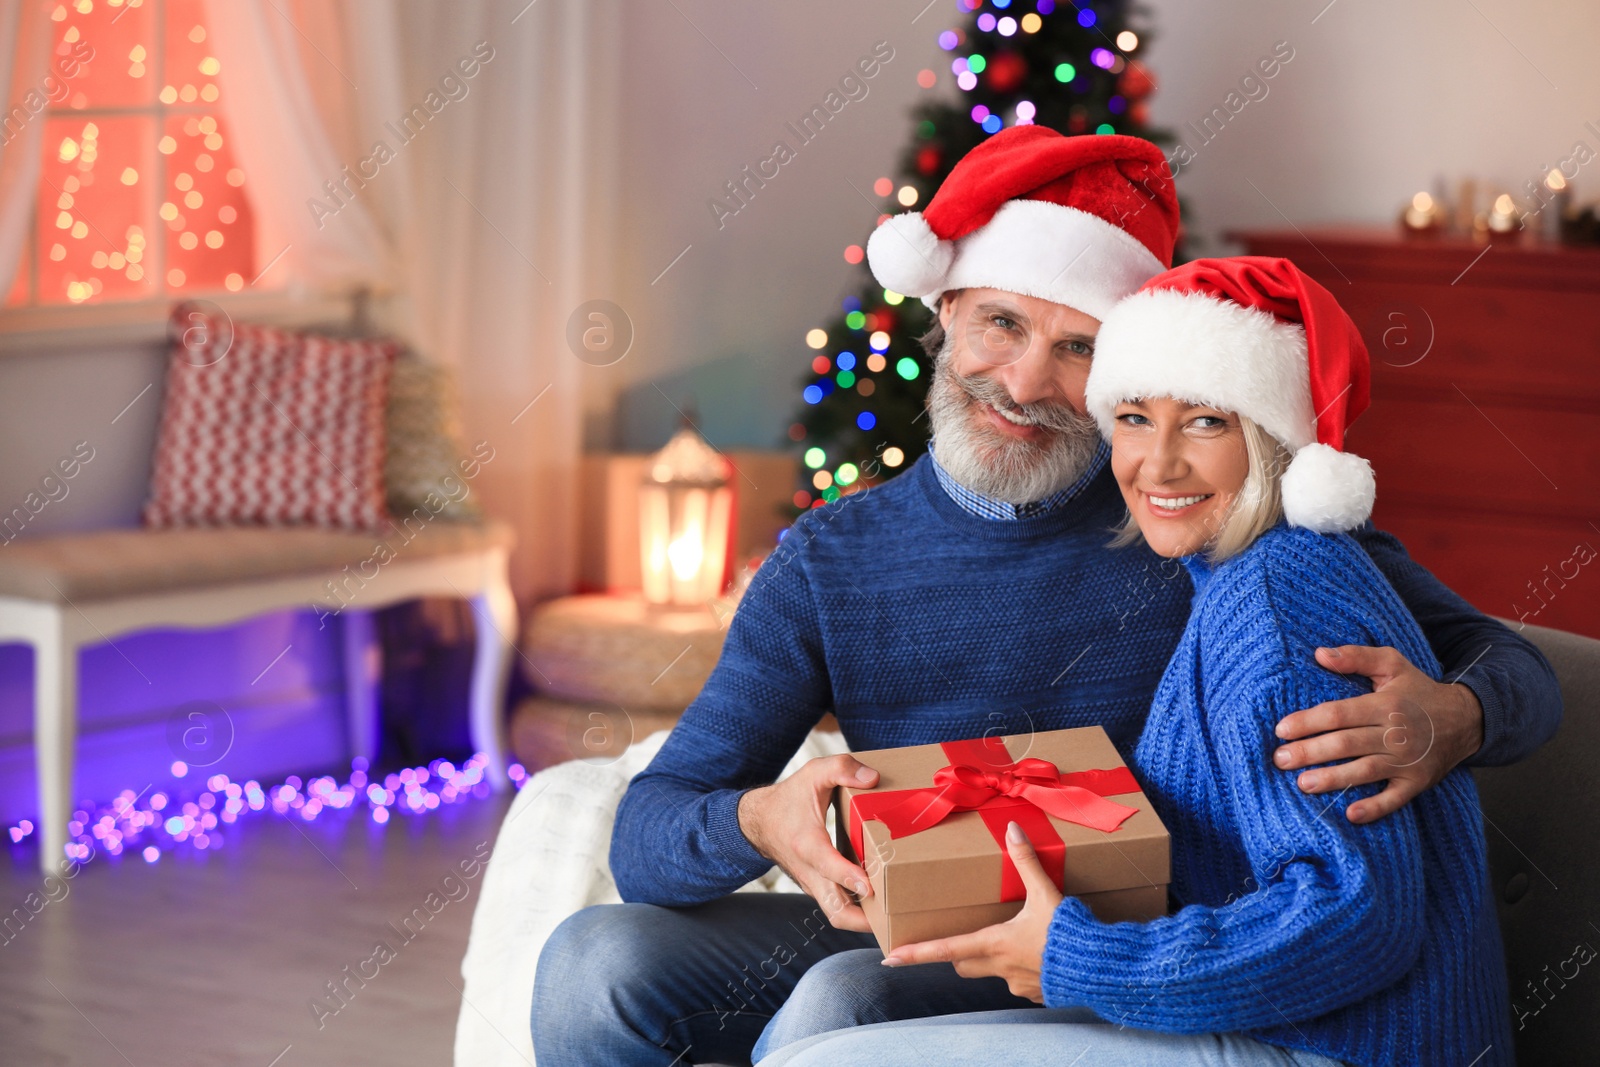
[848,736,1141,901]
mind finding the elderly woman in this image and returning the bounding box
[756,257,1512,1067]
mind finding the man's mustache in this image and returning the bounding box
[949,366,1093,435]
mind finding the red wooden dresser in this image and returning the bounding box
[1232,228,1600,639]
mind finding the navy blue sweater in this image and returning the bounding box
[1042,522,1511,1065]
[610,455,1560,908]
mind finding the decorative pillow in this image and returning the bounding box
[384,348,481,522]
[143,308,400,530]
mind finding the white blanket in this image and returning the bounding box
[454,727,851,1067]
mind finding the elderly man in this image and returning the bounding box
[531,127,1559,1067]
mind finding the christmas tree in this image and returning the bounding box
[787,0,1165,512]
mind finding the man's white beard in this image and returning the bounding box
[925,330,1104,506]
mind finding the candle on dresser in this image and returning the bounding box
[1453,178,1477,235]
[1543,169,1573,243]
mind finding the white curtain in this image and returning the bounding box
[203,0,619,601]
[380,0,619,603]
[201,0,395,291]
[0,0,53,299]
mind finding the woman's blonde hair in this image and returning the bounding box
[1109,413,1292,564]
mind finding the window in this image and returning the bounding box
[6,0,260,309]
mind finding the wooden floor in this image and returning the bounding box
[0,794,512,1067]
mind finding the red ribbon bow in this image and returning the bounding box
[848,737,1142,901]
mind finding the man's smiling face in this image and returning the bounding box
[926,286,1107,505]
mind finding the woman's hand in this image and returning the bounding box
[880,821,1060,1003]
[1273,644,1485,824]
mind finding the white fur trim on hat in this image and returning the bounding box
[866,199,1165,321]
[865,212,952,300]
[1281,442,1375,532]
[1088,288,1376,533]
[1086,288,1314,448]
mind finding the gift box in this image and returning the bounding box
[832,727,1170,953]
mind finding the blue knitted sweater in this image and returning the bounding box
[611,455,1557,908]
[1040,521,1513,1066]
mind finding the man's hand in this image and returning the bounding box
[737,754,880,932]
[1274,645,1485,824]
[881,821,1058,1003]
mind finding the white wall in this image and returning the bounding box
[585,0,949,453]
[1138,0,1600,252]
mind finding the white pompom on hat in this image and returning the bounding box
[1085,256,1376,533]
[868,212,953,300]
[865,125,1181,321]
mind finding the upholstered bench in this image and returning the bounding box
[0,519,516,872]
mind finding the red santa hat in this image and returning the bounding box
[866,126,1180,321]
[1085,256,1376,533]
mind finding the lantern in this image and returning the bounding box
[639,425,735,608]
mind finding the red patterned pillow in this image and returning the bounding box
[143,310,399,530]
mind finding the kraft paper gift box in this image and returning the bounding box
[832,727,1170,953]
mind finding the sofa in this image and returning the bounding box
[1472,622,1599,1063]
[458,621,1598,1066]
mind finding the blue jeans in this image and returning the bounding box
[753,1008,1350,1067]
[531,893,1038,1066]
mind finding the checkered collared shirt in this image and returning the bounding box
[927,438,1111,520]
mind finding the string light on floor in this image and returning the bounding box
[6,752,529,864]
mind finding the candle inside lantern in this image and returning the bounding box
[669,524,704,582]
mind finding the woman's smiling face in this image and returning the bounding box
[1111,396,1251,558]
